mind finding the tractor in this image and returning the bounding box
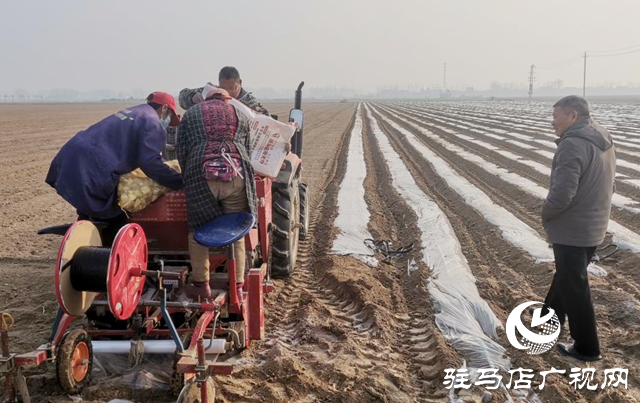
[0,83,309,403]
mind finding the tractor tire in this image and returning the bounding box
[271,179,301,278]
[56,329,93,394]
[299,182,310,240]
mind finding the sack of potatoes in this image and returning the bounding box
[118,160,181,213]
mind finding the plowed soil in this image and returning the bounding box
[1,100,639,403]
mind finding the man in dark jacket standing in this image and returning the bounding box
[46,92,184,245]
[542,95,615,361]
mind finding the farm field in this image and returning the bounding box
[1,99,640,403]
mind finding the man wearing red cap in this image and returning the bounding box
[46,92,184,245]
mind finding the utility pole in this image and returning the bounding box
[443,63,448,92]
[528,64,536,99]
[583,51,588,97]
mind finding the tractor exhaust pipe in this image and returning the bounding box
[292,82,305,157]
[295,81,304,110]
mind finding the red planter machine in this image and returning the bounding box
[1,82,308,403]
[2,178,274,403]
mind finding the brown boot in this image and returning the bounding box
[185,281,212,299]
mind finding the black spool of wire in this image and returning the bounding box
[56,221,147,320]
[69,246,112,292]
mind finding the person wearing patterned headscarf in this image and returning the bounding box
[177,87,257,299]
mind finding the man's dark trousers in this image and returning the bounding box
[544,244,600,356]
[77,211,128,247]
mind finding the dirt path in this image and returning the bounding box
[215,102,460,402]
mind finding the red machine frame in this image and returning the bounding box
[2,176,276,403]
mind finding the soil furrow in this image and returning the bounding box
[387,104,640,234]
[371,101,640,403]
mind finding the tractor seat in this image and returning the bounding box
[194,212,255,248]
[37,223,73,236]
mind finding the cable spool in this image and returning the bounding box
[55,221,147,320]
[70,247,111,292]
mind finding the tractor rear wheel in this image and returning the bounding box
[271,178,300,278]
[56,329,93,394]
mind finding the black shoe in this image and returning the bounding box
[557,343,602,362]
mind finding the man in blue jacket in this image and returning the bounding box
[46,91,184,245]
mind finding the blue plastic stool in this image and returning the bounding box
[194,212,255,248]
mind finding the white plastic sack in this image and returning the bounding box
[202,83,296,178]
[230,98,296,178]
[199,83,296,178]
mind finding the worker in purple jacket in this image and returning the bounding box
[46,92,184,245]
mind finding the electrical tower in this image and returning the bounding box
[443,63,448,92]
[528,64,536,99]
[440,62,452,98]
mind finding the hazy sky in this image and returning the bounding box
[1,0,639,95]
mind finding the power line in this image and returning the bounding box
[537,58,583,70]
[583,46,640,96]
[537,55,583,70]
[588,44,640,54]
[536,44,640,69]
[590,48,640,58]
[537,53,583,69]
[533,44,640,99]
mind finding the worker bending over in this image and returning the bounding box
[46,92,184,245]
